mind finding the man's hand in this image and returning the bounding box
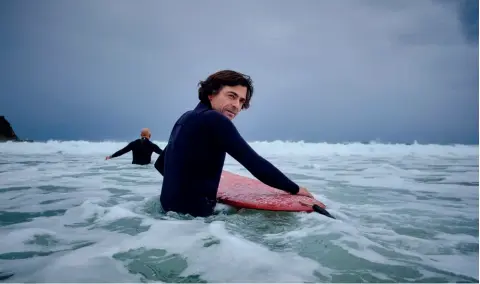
[297,186,314,198]
[105,156,111,160]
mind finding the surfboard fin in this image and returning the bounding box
[312,204,335,219]
[299,200,335,219]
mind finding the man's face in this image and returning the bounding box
[141,128,151,138]
[208,85,247,120]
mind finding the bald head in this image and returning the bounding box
[140,128,151,139]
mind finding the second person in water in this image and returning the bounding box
[106,128,163,165]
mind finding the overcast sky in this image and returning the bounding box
[0,0,478,144]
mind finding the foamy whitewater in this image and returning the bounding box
[0,140,478,282]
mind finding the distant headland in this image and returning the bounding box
[0,116,33,142]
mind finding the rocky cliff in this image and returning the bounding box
[0,116,32,142]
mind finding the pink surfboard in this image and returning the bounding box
[217,170,327,213]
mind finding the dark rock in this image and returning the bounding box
[0,116,33,142]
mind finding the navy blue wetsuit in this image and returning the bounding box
[110,137,163,165]
[155,101,300,217]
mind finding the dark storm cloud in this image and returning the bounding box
[0,0,477,143]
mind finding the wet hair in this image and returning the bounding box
[198,70,254,110]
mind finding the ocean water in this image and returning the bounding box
[0,140,478,283]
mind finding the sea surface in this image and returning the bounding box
[0,140,478,283]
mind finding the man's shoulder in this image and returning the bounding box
[174,102,233,130]
[175,109,195,123]
[177,107,225,123]
[130,138,142,144]
[200,109,232,126]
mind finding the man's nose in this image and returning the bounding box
[232,99,240,109]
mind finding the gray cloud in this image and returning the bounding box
[0,0,477,143]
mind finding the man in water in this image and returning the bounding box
[106,128,163,165]
[155,70,313,217]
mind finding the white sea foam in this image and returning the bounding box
[0,140,478,282]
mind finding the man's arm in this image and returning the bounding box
[154,144,168,176]
[205,112,299,194]
[151,142,163,155]
[106,142,133,159]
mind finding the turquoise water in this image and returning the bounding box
[0,141,478,282]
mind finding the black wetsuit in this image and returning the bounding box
[110,137,163,165]
[154,101,300,217]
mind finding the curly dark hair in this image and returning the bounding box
[198,70,254,110]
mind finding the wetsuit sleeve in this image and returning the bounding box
[152,143,163,155]
[111,142,133,158]
[205,112,300,194]
[154,144,167,176]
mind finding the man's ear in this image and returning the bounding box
[208,90,219,101]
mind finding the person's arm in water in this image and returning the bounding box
[151,142,163,155]
[106,141,133,160]
[206,111,310,196]
[154,144,168,175]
